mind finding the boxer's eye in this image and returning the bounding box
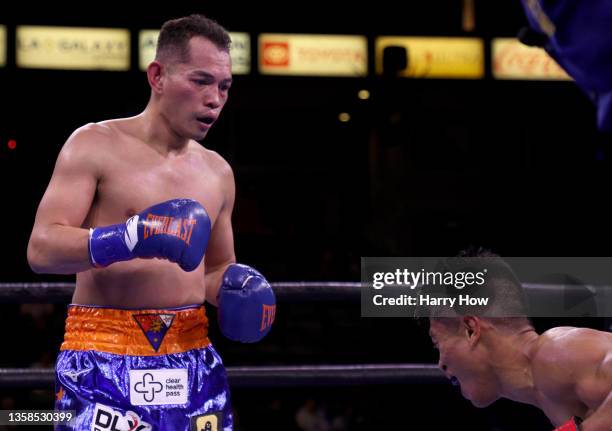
[193,79,212,86]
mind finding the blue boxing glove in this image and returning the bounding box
[217,264,276,343]
[89,198,211,272]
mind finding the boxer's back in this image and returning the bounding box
[72,116,229,308]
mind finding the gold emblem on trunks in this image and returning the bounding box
[191,412,222,431]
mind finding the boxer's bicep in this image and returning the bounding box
[32,126,102,230]
[27,125,112,273]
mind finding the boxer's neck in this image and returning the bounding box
[489,329,541,406]
[139,103,190,156]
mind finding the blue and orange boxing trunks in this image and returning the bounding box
[54,304,232,430]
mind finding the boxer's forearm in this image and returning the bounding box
[27,224,91,274]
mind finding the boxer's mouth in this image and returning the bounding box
[197,116,215,125]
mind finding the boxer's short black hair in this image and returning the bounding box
[156,14,231,63]
[426,247,533,330]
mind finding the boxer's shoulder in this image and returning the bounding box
[532,328,610,387]
[536,328,600,360]
[63,121,108,143]
[89,117,158,151]
[197,145,232,173]
[64,122,118,160]
[69,121,116,144]
[57,123,115,174]
[193,146,235,191]
[541,327,612,352]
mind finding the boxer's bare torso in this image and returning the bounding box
[32,115,234,309]
[70,117,232,308]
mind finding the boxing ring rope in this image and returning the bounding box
[0,364,446,389]
[0,281,596,303]
[0,281,607,389]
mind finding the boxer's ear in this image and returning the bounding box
[147,61,165,94]
[462,315,481,347]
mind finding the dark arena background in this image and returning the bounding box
[0,1,610,430]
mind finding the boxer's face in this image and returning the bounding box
[429,318,499,407]
[160,36,232,141]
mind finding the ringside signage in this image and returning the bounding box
[259,34,367,77]
[492,38,571,80]
[17,26,130,70]
[375,36,484,79]
[0,26,6,67]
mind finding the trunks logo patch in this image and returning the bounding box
[133,313,175,351]
[129,368,189,406]
[190,412,223,431]
[91,403,152,431]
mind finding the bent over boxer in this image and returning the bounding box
[427,250,611,431]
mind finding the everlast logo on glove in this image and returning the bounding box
[88,198,211,271]
[143,214,198,245]
[260,304,276,332]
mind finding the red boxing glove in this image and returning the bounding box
[554,417,582,431]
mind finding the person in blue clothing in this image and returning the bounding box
[519,0,612,133]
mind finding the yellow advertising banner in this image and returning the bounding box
[0,26,6,67]
[227,32,250,75]
[259,34,367,77]
[139,30,250,74]
[139,30,158,71]
[492,38,570,80]
[17,26,130,70]
[376,36,484,79]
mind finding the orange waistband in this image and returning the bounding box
[60,304,210,356]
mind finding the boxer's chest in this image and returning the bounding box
[93,147,224,227]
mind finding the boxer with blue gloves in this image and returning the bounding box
[27,15,274,431]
